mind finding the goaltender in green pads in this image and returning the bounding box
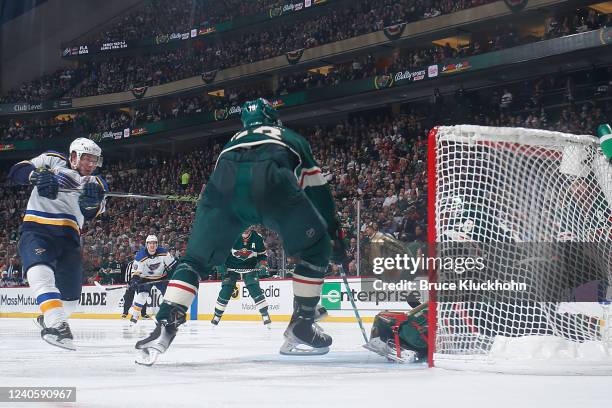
[134,98,346,365]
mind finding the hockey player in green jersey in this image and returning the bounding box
[211,227,272,328]
[136,98,346,365]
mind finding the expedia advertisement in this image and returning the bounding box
[198,280,288,316]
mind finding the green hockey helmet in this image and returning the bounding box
[240,98,280,128]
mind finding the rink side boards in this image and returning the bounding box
[0,278,427,322]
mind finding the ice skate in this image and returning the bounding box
[41,321,76,351]
[33,314,45,330]
[135,304,185,365]
[262,312,272,329]
[211,315,221,326]
[135,320,177,366]
[280,315,332,356]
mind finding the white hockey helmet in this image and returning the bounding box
[146,235,158,243]
[69,137,103,169]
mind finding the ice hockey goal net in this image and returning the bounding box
[428,125,612,374]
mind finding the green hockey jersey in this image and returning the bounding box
[225,230,267,270]
[218,124,336,235]
[99,260,122,284]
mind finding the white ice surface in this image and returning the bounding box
[0,319,610,408]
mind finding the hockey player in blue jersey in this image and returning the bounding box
[126,235,176,325]
[8,138,108,350]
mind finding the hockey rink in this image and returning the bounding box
[0,319,609,408]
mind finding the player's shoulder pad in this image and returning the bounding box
[43,150,68,162]
[135,247,149,261]
[39,150,69,167]
[93,175,110,192]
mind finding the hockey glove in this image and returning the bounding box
[257,261,269,278]
[79,182,105,220]
[30,168,59,200]
[129,276,142,291]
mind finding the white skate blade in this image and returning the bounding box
[280,340,329,355]
[135,348,161,366]
[33,316,44,330]
[41,334,76,351]
[279,332,330,356]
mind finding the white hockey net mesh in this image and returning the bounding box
[431,125,612,374]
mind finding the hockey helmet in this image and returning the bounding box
[240,98,280,128]
[69,137,103,169]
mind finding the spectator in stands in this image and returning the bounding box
[500,88,513,112]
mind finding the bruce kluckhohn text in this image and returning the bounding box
[373,279,528,292]
[371,254,527,293]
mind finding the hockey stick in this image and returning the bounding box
[58,187,198,202]
[338,264,369,343]
[94,281,127,291]
[94,279,167,292]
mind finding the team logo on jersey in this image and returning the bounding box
[34,248,46,255]
[148,262,162,271]
[232,248,254,260]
